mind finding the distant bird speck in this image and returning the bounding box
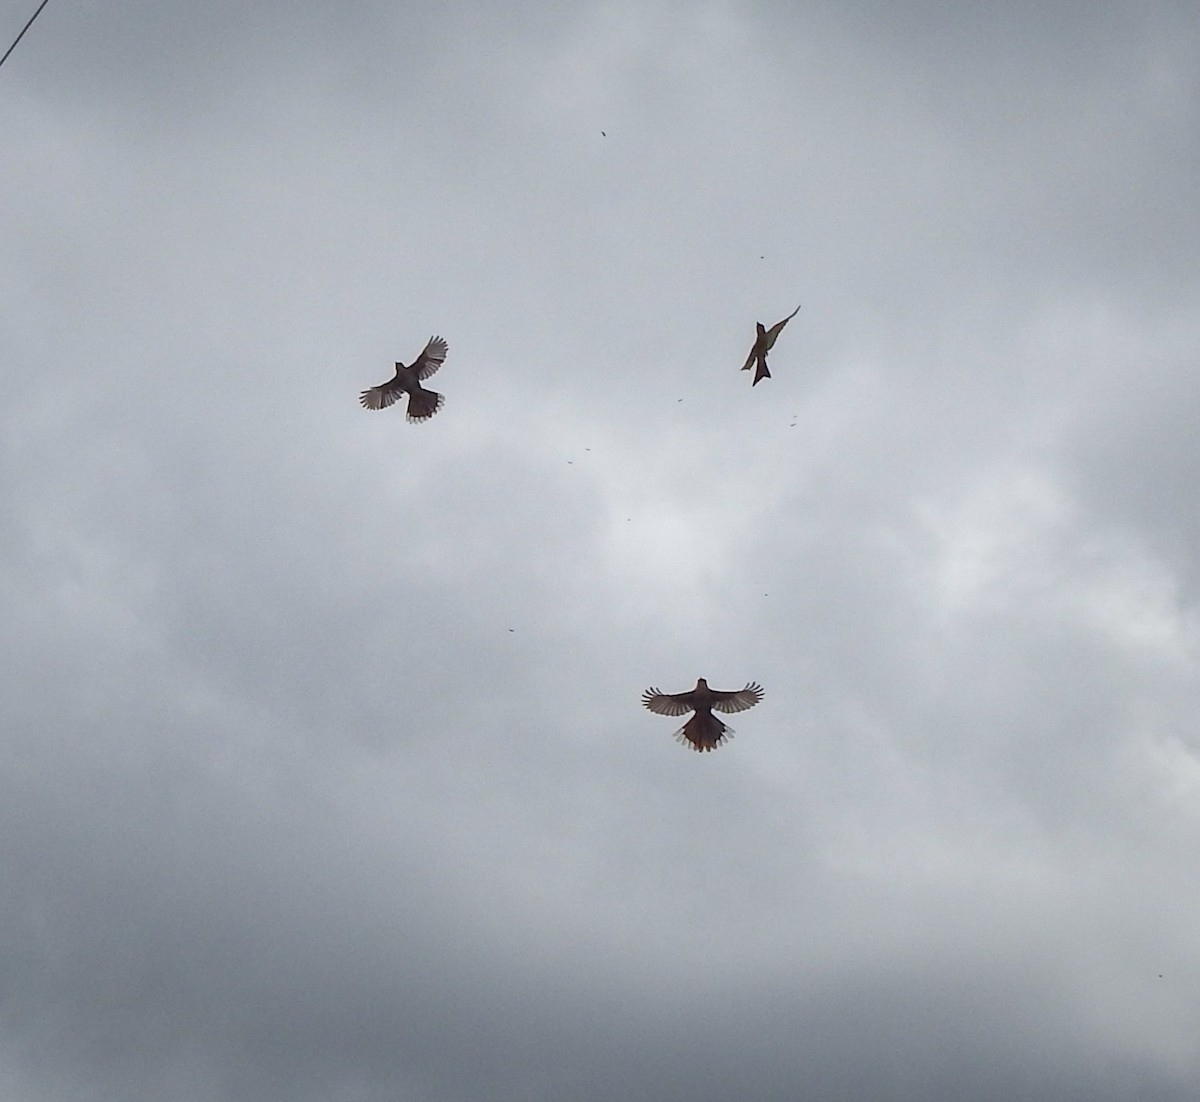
[741,304,800,386]
[359,336,448,422]
[601,130,607,137]
[642,678,763,752]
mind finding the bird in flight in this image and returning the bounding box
[359,336,448,422]
[641,678,764,752]
[740,304,800,386]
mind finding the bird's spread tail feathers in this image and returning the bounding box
[406,389,444,423]
[673,713,733,752]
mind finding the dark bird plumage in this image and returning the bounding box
[740,304,800,385]
[641,678,764,752]
[359,336,448,422]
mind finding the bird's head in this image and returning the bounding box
[694,677,709,690]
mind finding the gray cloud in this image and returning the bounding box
[3,1,1200,1099]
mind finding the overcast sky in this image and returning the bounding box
[3,1,1200,1099]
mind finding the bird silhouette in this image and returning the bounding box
[740,304,800,386]
[641,678,764,751]
[359,336,448,422]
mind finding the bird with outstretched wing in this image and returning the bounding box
[740,304,800,386]
[359,335,448,422]
[641,678,764,751]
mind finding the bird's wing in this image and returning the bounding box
[412,336,448,380]
[641,688,695,716]
[359,379,404,410]
[740,323,767,371]
[709,682,764,714]
[761,304,801,350]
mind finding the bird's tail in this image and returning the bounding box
[405,388,444,423]
[673,713,733,752]
[751,356,771,386]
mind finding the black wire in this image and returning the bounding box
[0,0,52,72]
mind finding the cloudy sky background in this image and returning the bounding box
[3,1,1200,1098]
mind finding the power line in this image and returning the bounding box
[0,0,52,72]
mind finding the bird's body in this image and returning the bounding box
[359,336,448,422]
[641,678,764,752]
[740,304,800,385]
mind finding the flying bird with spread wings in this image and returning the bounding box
[641,678,764,752]
[359,336,448,422]
[741,304,800,386]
